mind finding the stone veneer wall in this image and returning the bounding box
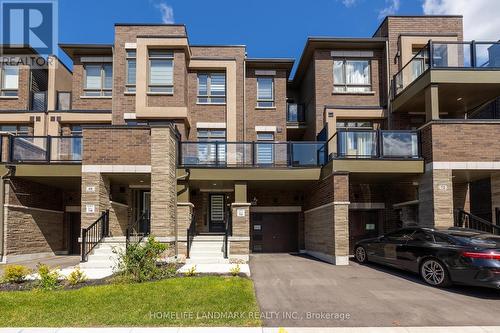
[150,126,178,239]
[176,203,194,260]
[418,168,454,228]
[230,204,250,261]
[303,173,349,265]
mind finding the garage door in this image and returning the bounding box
[251,212,298,253]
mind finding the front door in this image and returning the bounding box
[349,210,380,254]
[141,191,151,233]
[209,194,225,232]
[68,212,81,255]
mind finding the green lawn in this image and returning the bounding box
[0,276,261,327]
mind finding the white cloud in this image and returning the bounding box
[422,0,500,40]
[155,2,174,24]
[378,0,400,19]
[341,0,357,7]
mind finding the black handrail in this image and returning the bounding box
[454,208,500,235]
[126,211,150,249]
[224,211,232,259]
[81,210,110,262]
[186,213,196,259]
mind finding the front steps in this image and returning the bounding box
[186,235,229,264]
[79,237,126,270]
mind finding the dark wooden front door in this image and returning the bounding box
[209,194,226,232]
[349,210,380,254]
[251,213,298,253]
[68,212,81,255]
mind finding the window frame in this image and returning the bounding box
[256,77,275,108]
[125,49,137,93]
[0,63,19,97]
[333,58,372,93]
[56,91,72,110]
[197,72,227,104]
[0,124,29,135]
[83,63,113,97]
[148,50,174,94]
[256,132,275,165]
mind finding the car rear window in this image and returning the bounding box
[452,235,500,249]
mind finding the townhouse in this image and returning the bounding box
[1,15,499,266]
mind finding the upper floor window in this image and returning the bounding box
[84,63,112,96]
[256,132,274,164]
[257,77,274,108]
[0,125,29,135]
[197,73,226,104]
[333,59,371,93]
[56,91,71,110]
[0,64,19,97]
[126,50,136,92]
[148,50,173,94]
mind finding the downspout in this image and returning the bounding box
[385,40,392,130]
[243,52,247,141]
[0,166,14,263]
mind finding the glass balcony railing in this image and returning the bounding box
[393,41,500,96]
[287,103,306,123]
[331,130,420,159]
[179,141,327,167]
[8,136,82,163]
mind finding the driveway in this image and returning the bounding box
[250,253,500,327]
[0,255,80,274]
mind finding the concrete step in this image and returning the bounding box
[189,249,223,255]
[186,258,229,264]
[189,252,224,259]
[190,244,223,250]
[86,254,119,261]
[193,236,225,241]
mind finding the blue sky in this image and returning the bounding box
[57,0,500,71]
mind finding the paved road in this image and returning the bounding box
[250,253,500,327]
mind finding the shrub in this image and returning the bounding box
[184,265,197,277]
[158,263,178,279]
[229,264,241,277]
[37,263,61,290]
[1,265,31,284]
[67,267,87,286]
[114,236,167,282]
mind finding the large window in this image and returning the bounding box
[197,73,226,104]
[256,132,274,164]
[0,64,19,97]
[257,77,274,108]
[84,63,112,96]
[148,50,174,93]
[333,59,371,93]
[0,125,29,135]
[126,50,136,92]
[197,129,226,164]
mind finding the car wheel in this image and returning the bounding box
[420,258,451,287]
[355,246,368,264]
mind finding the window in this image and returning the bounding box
[257,77,274,108]
[148,50,174,93]
[84,63,112,96]
[0,64,19,96]
[256,132,274,164]
[333,59,371,93]
[197,129,226,164]
[126,50,136,92]
[56,92,71,110]
[197,73,226,104]
[0,125,29,135]
[336,121,373,129]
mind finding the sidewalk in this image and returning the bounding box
[1,327,500,332]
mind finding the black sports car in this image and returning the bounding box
[354,227,500,289]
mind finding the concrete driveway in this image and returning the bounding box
[250,253,500,327]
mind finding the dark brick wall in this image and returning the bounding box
[304,173,349,210]
[0,65,30,110]
[82,127,151,164]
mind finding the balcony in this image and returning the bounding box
[392,41,500,116]
[3,135,82,163]
[329,129,420,159]
[179,141,327,168]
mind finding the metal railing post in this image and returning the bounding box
[471,40,476,68]
[428,40,433,68]
[81,229,87,262]
[45,136,52,163]
[215,142,219,166]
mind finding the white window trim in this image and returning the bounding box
[197,72,227,104]
[196,122,226,129]
[256,77,275,108]
[332,58,373,94]
[255,126,276,132]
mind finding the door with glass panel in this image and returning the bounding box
[256,132,274,165]
[209,194,226,233]
[197,129,226,165]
